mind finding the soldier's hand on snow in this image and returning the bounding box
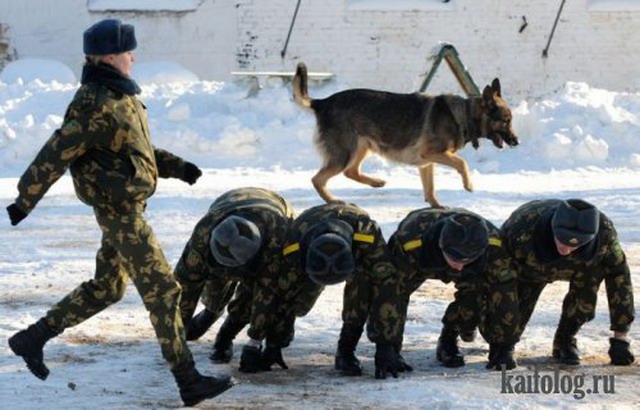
[261,345,288,371]
[608,338,635,366]
[181,162,202,185]
[239,344,263,373]
[374,343,399,380]
[7,204,27,226]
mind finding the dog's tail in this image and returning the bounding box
[293,62,312,110]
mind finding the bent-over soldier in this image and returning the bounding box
[245,202,404,379]
[389,208,519,370]
[173,187,294,368]
[501,199,635,366]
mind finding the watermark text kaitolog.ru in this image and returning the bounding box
[500,365,615,400]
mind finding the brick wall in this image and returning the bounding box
[1,0,639,100]
[235,0,640,100]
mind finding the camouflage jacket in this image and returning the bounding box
[500,199,634,332]
[174,188,295,337]
[255,202,402,345]
[389,207,519,342]
[14,79,190,215]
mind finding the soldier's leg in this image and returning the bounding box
[9,233,127,380]
[210,281,251,363]
[553,273,601,365]
[335,277,370,376]
[96,212,192,368]
[437,279,481,368]
[514,280,547,341]
[97,212,233,404]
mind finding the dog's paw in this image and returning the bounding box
[464,181,474,192]
[370,179,386,188]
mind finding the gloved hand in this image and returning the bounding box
[185,309,217,341]
[374,343,398,380]
[7,204,27,226]
[239,344,263,373]
[608,338,635,366]
[261,345,289,370]
[182,162,202,185]
[486,343,517,371]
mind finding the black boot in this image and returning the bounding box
[436,327,464,368]
[486,343,517,370]
[210,317,246,364]
[334,325,363,376]
[552,336,580,365]
[459,328,477,343]
[171,361,234,407]
[8,318,61,380]
[552,322,581,365]
[186,309,219,341]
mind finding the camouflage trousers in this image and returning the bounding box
[515,276,604,340]
[43,209,193,369]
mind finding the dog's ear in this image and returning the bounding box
[482,85,494,105]
[491,78,502,96]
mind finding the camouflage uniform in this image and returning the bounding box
[500,199,635,340]
[13,77,197,369]
[174,188,295,343]
[389,208,519,346]
[259,202,402,348]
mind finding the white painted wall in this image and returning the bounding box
[0,0,237,82]
[1,0,639,100]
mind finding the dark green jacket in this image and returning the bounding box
[389,207,519,344]
[174,188,295,339]
[501,199,635,332]
[256,202,402,345]
[15,81,188,215]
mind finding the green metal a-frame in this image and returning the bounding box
[418,44,480,96]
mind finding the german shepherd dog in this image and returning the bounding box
[292,62,519,208]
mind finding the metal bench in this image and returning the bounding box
[230,70,335,97]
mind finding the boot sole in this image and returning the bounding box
[182,380,235,407]
[8,335,49,380]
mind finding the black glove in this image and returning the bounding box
[608,338,635,366]
[7,204,27,226]
[486,344,517,371]
[185,309,217,341]
[182,162,202,185]
[239,344,263,373]
[374,344,399,380]
[261,345,289,371]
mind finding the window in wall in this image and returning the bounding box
[87,0,203,12]
[587,0,640,11]
[347,0,455,11]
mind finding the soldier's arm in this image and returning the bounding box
[14,101,101,214]
[600,222,635,334]
[360,222,403,345]
[153,147,201,185]
[173,217,214,322]
[483,245,520,345]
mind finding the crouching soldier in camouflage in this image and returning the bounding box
[388,208,519,370]
[174,187,295,370]
[6,19,233,406]
[247,202,403,379]
[501,199,635,366]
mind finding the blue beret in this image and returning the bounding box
[83,19,137,56]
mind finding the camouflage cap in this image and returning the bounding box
[303,219,355,285]
[551,199,599,247]
[209,215,262,267]
[439,213,489,263]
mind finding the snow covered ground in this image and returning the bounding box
[1,60,639,408]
